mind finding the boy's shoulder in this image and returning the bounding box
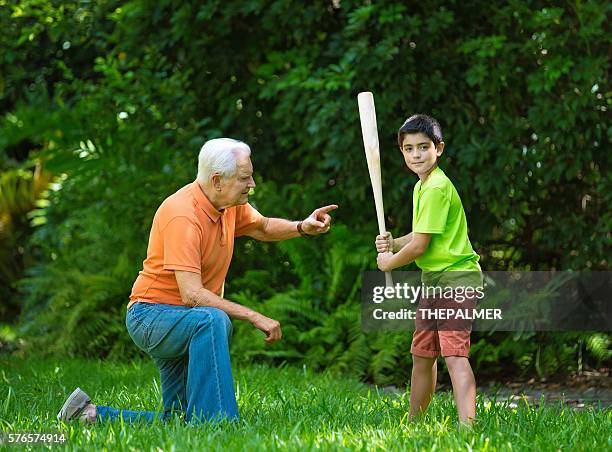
[415,167,453,192]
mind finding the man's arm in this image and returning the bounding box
[246,204,339,241]
[377,232,431,271]
[247,217,301,241]
[174,270,282,343]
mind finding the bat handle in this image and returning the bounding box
[378,227,393,287]
[384,271,394,288]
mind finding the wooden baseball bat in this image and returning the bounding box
[357,91,393,287]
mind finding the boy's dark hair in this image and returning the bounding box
[397,114,443,148]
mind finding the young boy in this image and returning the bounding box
[374,114,481,425]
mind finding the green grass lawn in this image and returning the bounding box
[0,357,609,451]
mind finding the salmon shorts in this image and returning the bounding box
[410,294,476,358]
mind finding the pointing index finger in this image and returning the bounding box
[316,204,339,215]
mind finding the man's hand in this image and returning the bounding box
[377,251,395,272]
[375,232,394,253]
[174,270,282,344]
[301,204,339,235]
[250,312,282,344]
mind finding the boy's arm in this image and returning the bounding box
[376,232,412,252]
[392,232,413,252]
[378,233,430,271]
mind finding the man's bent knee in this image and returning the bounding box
[194,307,232,336]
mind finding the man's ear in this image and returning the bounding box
[436,141,445,157]
[212,174,222,191]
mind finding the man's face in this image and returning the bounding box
[217,151,256,207]
[400,132,444,177]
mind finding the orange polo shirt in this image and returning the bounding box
[128,181,264,309]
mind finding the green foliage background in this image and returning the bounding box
[1,0,610,384]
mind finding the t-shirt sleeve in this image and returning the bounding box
[162,216,202,272]
[413,188,450,234]
[234,203,265,237]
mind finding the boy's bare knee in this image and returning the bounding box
[413,356,437,368]
[444,356,468,371]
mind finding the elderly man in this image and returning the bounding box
[57,138,337,424]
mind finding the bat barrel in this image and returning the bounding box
[358,91,394,288]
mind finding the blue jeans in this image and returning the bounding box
[96,302,239,423]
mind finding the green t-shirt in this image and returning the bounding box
[412,166,480,274]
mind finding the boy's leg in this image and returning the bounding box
[444,356,476,424]
[409,328,440,419]
[439,326,475,424]
[409,355,438,419]
[438,291,477,425]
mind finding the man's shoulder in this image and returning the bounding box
[155,184,197,224]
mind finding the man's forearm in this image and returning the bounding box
[190,287,258,322]
[393,232,413,252]
[257,217,301,241]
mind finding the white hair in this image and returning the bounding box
[196,138,251,185]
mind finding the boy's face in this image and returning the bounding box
[400,132,444,177]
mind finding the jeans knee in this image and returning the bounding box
[192,307,233,339]
[206,308,232,336]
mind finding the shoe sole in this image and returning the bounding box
[57,387,91,421]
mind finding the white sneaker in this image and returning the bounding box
[57,387,92,422]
